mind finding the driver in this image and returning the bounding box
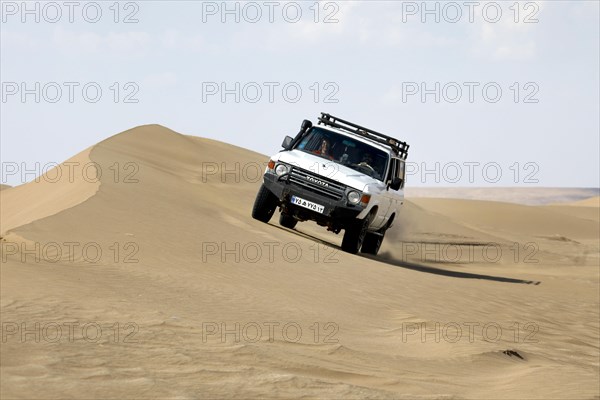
[313,139,334,160]
[358,153,374,170]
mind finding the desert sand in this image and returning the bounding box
[1,125,598,399]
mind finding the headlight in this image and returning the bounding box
[275,163,289,176]
[347,191,361,205]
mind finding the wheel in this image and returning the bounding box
[252,184,278,223]
[279,213,298,229]
[361,229,386,255]
[341,215,371,254]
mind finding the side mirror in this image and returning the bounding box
[301,119,313,132]
[390,177,402,191]
[282,136,293,150]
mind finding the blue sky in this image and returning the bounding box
[1,1,599,187]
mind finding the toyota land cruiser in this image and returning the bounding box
[251,113,409,255]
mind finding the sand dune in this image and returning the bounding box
[1,125,598,399]
[1,147,99,234]
[566,196,600,208]
[407,187,600,206]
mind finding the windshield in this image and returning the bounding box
[295,127,389,181]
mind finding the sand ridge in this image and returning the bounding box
[0,147,99,235]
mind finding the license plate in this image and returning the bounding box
[291,196,325,214]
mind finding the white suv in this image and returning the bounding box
[252,113,409,255]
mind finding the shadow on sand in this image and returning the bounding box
[272,223,541,286]
[366,255,541,285]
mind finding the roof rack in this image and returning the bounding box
[317,113,409,159]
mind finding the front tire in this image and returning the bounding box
[279,213,298,229]
[252,184,278,223]
[361,229,386,255]
[341,215,371,254]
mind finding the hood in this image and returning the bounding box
[272,150,382,192]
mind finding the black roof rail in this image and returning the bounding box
[317,113,409,159]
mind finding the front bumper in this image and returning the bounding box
[263,172,365,224]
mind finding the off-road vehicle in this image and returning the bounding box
[252,113,409,255]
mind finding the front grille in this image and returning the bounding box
[288,167,346,201]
